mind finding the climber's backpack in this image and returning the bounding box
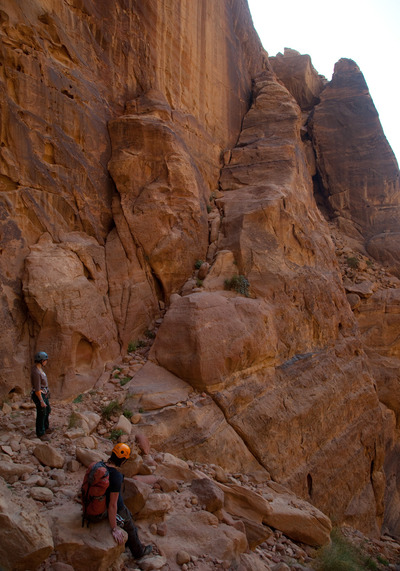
[81,461,109,527]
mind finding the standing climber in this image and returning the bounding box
[106,443,152,559]
[31,351,52,440]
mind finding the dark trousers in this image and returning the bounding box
[32,392,51,437]
[118,505,145,559]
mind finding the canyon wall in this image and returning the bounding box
[0,0,265,395]
[1,1,400,539]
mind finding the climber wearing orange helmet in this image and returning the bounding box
[106,443,152,560]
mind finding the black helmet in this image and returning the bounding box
[34,351,48,363]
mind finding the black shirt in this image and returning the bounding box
[106,466,125,511]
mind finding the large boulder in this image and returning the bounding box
[190,478,225,513]
[123,477,152,515]
[150,292,277,390]
[129,390,263,473]
[262,481,332,547]
[0,477,53,570]
[127,361,192,410]
[0,459,34,482]
[154,510,248,569]
[34,442,66,468]
[76,447,108,468]
[45,503,127,571]
[218,480,331,547]
[23,232,120,397]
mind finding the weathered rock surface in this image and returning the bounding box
[1,379,400,570]
[270,48,326,111]
[148,69,386,536]
[218,479,331,547]
[357,288,400,358]
[0,476,54,570]
[0,0,266,396]
[127,361,192,410]
[310,58,400,274]
[33,442,65,468]
[46,503,127,571]
[1,0,400,555]
[154,510,248,569]
[23,232,120,397]
[108,99,210,298]
[151,292,278,390]
[128,389,263,473]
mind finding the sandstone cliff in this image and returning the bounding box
[1,0,400,548]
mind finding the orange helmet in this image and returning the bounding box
[112,443,131,459]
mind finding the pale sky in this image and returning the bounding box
[247,0,400,166]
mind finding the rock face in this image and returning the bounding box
[149,69,387,536]
[1,0,400,546]
[309,58,400,274]
[0,0,265,396]
[23,232,120,397]
[108,91,210,299]
[269,48,326,111]
[46,504,127,571]
[0,477,54,570]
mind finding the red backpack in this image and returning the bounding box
[81,461,109,527]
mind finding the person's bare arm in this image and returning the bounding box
[108,492,125,544]
[35,391,46,407]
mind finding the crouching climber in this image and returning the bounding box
[107,443,152,558]
[81,443,152,560]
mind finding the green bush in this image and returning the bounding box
[128,339,146,352]
[123,409,133,419]
[224,275,250,297]
[101,400,122,420]
[73,394,83,404]
[120,377,131,387]
[109,429,124,442]
[194,259,204,270]
[68,412,79,429]
[314,529,378,571]
[346,256,359,269]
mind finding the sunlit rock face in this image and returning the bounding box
[0,0,265,395]
[150,70,386,536]
[310,58,400,275]
[269,48,327,111]
[108,91,210,299]
[267,50,400,537]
